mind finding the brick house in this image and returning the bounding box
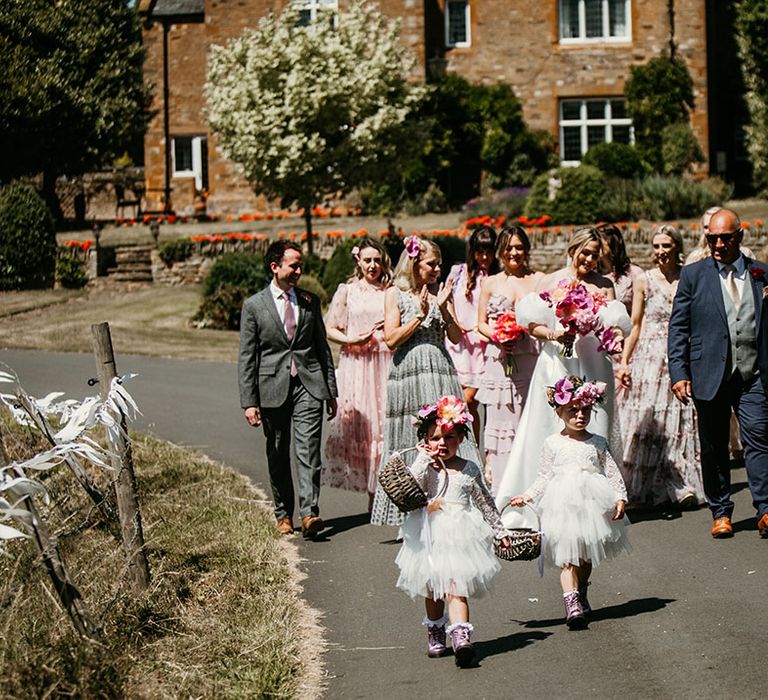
[139,0,739,215]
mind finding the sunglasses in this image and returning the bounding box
[705,232,739,244]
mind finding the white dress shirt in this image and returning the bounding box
[270,281,300,327]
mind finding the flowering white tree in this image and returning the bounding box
[205,1,426,250]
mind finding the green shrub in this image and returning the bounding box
[598,180,639,222]
[159,238,193,266]
[634,175,719,220]
[525,165,607,225]
[202,253,268,298]
[700,176,734,203]
[299,273,328,305]
[0,182,56,290]
[625,56,696,171]
[462,187,529,219]
[583,142,645,179]
[301,253,326,280]
[321,239,358,295]
[194,285,250,330]
[55,251,88,288]
[661,122,705,175]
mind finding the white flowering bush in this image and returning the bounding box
[205,0,427,211]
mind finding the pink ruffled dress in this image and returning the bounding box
[445,264,487,388]
[323,279,392,494]
[475,294,540,491]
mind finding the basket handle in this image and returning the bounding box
[499,501,541,531]
[396,446,449,500]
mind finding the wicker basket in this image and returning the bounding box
[495,503,542,562]
[377,447,446,513]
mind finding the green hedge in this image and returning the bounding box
[525,165,607,225]
[0,182,56,290]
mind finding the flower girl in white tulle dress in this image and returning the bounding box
[509,376,630,630]
[395,395,510,667]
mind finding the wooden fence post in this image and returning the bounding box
[0,433,101,640]
[90,322,151,593]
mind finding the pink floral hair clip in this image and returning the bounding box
[405,235,421,258]
[413,394,473,434]
[351,246,360,260]
[545,375,606,409]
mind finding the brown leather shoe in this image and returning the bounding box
[711,516,733,538]
[758,513,768,539]
[301,515,324,539]
[276,517,294,535]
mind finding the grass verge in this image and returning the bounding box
[0,285,238,362]
[0,419,323,698]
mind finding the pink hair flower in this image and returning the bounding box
[405,235,421,258]
[553,377,574,405]
[351,246,360,259]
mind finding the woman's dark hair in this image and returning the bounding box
[596,223,631,279]
[416,417,471,441]
[496,225,532,269]
[465,226,499,298]
[265,240,302,273]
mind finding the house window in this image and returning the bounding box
[293,0,338,27]
[172,135,208,191]
[560,0,630,42]
[445,0,471,48]
[559,98,633,164]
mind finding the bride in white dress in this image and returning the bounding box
[494,228,633,528]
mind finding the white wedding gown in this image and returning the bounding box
[494,292,632,529]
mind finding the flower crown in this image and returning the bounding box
[413,395,473,433]
[405,234,421,258]
[545,375,606,408]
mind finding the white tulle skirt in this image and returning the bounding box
[539,467,630,569]
[395,503,501,600]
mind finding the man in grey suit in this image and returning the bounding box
[239,240,338,537]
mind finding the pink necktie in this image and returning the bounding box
[282,292,296,340]
[282,292,298,376]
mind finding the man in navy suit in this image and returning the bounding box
[668,208,768,538]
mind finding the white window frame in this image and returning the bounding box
[293,0,338,25]
[559,98,633,165]
[559,0,631,44]
[172,135,206,191]
[445,0,471,48]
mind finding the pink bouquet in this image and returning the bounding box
[492,312,528,376]
[540,280,612,358]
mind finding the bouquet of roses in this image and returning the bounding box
[492,311,528,376]
[540,280,609,357]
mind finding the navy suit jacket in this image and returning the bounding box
[668,255,768,401]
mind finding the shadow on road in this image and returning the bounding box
[732,515,757,533]
[520,597,675,628]
[319,511,371,537]
[474,630,551,664]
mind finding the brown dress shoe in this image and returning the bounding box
[758,513,768,539]
[711,516,733,538]
[301,515,324,538]
[276,518,294,535]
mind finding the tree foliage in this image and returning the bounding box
[735,0,768,193]
[0,0,149,191]
[205,1,426,219]
[624,57,696,172]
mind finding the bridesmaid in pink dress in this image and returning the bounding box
[445,226,499,442]
[323,238,393,507]
[476,226,544,490]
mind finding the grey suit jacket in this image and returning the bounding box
[238,285,338,409]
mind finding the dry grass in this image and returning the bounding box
[0,417,324,699]
[0,285,238,361]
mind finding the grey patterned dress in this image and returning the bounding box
[370,289,483,526]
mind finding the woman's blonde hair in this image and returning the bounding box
[351,237,393,286]
[567,227,603,269]
[652,225,685,266]
[392,238,441,292]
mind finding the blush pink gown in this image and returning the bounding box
[323,278,392,494]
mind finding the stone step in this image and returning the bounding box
[108,271,154,282]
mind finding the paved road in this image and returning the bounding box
[1,349,764,700]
